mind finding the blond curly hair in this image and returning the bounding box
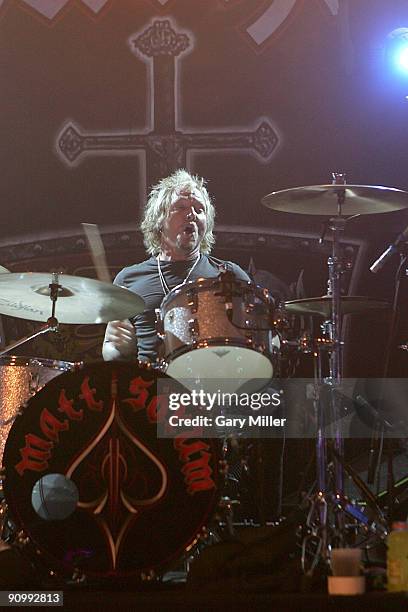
[140,169,216,256]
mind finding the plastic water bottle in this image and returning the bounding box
[387,521,408,591]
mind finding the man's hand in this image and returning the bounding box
[102,319,137,361]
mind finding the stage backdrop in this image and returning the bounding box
[1,0,408,375]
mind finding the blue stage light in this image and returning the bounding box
[398,46,408,72]
[386,28,408,74]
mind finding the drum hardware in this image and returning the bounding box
[188,318,200,338]
[363,248,408,503]
[263,175,406,573]
[159,275,277,392]
[186,288,198,313]
[0,272,144,440]
[281,331,314,355]
[0,319,60,360]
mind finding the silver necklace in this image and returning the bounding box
[157,253,201,296]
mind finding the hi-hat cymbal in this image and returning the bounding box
[0,273,144,324]
[262,184,408,216]
[284,296,390,318]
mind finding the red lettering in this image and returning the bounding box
[80,376,103,411]
[174,438,216,495]
[40,408,69,442]
[181,452,215,494]
[174,438,210,462]
[58,389,83,420]
[15,434,53,476]
[123,376,154,412]
[146,394,169,424]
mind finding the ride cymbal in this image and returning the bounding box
[262,184,408,216]
[0,273,144,324]
[284,296,390,318]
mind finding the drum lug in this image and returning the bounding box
[186,290,198,314]
[155,308,165,340]
[188,318,200,339]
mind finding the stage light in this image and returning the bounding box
[386,28,408,74]
[398,45,408,71]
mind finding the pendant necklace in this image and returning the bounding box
[157,253,201,296]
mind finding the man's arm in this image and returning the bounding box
[102,319,137,361]
[229,262,251,283]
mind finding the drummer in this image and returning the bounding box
[102,169,250,363]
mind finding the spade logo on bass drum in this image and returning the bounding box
[3,362,219,580]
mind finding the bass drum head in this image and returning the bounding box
[3,362,219,581]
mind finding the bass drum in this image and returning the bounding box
[3,362,220,582]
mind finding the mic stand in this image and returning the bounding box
[368,251,407,520]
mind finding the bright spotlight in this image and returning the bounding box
[398,46,408,71]
[386,28,408,74]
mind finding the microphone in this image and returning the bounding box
[370,224,408,273]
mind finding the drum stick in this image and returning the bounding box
[81,223,111,284]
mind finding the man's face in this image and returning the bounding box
[160,187,207,257]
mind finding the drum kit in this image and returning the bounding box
[0,175,407,584]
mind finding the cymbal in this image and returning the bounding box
[262,184,408,216]
[284,296,390,318]
[0,273,144,324]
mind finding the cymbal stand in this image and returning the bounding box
[0,272,61,358]
[301,174,388,573]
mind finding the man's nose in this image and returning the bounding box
[186,206,196,220]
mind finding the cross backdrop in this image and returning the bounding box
[1,0,408,374]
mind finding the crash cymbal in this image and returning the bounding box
[262,184,408,216]
[0,265,9,274]
[0,273,144,324]
[284,296,390,318]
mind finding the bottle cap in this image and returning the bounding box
[392,521,408,530]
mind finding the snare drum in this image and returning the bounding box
[0,356,76,461]
[159,276,278,391]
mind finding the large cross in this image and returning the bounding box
[57,19,279,191]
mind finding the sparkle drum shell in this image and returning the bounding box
[159,277,278,389]
[0,356,75,462]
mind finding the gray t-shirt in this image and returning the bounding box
[114,254,250,362]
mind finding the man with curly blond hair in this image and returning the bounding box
[103,169,249,363]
